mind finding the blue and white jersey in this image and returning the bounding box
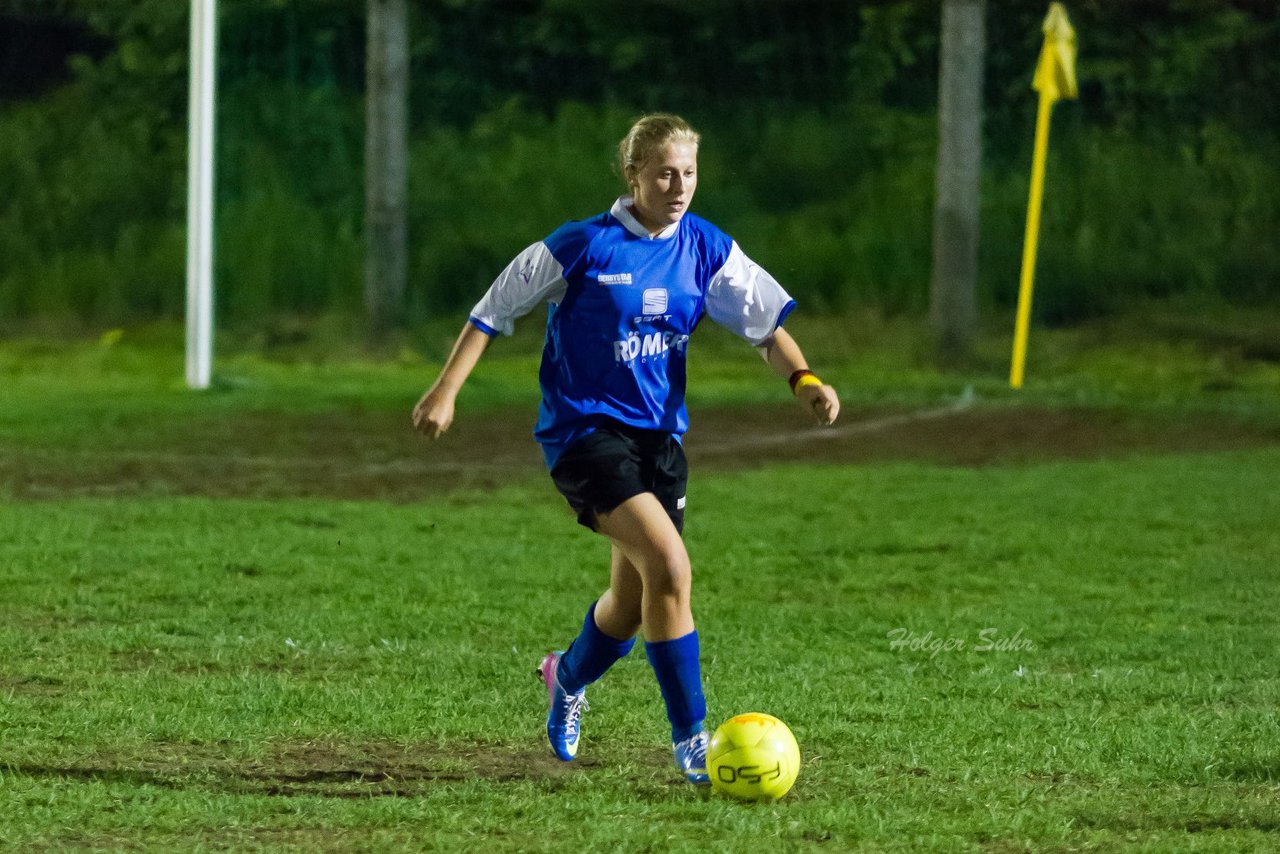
[469,196,796,468]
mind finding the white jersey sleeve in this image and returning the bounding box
[704,241,796,346]
[469,242,569,336]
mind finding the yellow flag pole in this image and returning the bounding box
[1010,91,1056,390]
[1010,2,1077,390]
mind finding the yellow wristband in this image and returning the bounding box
[794,374,823,394]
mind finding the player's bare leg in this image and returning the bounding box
[593,545,644,640]
[540,526,648,761]
[595,493,709,783]
[594,493,693,642]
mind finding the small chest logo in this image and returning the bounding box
[598,272,632,285]
[641,288,668,315]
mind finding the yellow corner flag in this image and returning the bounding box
[1010,3,1078,389]
[1033,3,1078,102]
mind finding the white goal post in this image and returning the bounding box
[186,0,217,389]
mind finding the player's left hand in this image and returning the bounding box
[412,387,456,440]
[798,383,839,426]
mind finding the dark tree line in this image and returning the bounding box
[1,0,1276,333]
[9,1,1274,147]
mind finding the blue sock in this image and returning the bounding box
[645,630,707,742]
[557,601,635,695]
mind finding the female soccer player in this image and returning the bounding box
[412,114,839,784]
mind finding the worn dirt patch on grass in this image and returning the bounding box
[0,673,66,697]
[9,738,624,799]
[12,740,673,851]
[2,404,1277,501]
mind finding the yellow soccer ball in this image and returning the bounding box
[707,712,801,801]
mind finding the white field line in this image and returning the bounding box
[693,397,976,455]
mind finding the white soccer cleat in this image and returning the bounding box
[673,730,711,785]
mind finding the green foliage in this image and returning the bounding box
[217,172,364,320]
[1,0,1277,328]
[403,102,631,315]
[0,87,185,324]
[982,121,1280,325]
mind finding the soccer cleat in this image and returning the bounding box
[539,651,588,761]
[672,730,711,785]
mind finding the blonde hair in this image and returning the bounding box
[617,113,700,188]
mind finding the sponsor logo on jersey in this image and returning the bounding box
[614,331,690,364]
[642,288,668,315]
[598,272,633,285]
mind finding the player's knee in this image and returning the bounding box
[640,544,691,599]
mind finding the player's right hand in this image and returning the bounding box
[412,388,455,440]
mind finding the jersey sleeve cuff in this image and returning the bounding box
[775,299,797,330]
[468,316,503,337]
[745,299,797,346]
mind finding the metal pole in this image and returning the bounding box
[1009,2,1077,390]
[186,0,217,389]
[1010,90,1055,390]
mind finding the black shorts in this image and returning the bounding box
[549,421,688,534]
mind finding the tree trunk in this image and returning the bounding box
[364,0,408,340]
[929,0,986,364]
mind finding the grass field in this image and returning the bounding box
[2,313,1279,851]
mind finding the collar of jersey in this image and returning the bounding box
[611,196,681,241]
